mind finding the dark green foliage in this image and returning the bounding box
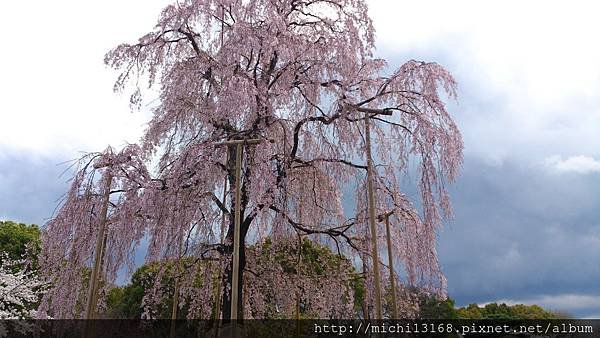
[419,295,459,319]
[456,303,483,319]
[266,237,344,275]
[105,282,146,319]
[258,238,365,315]
[104,259,201,319]
[105,239,365,319]
[0,220,41,264]
[456,302,559,320]
[417,295,560,320]
[102,235,563,321]
[350,273,366,311]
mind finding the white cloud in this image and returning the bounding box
[544,155,600,174]
[368,0,600,163]
[369,0,600,107]
[0,0,170,157]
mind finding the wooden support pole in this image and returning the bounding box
[170,237,184,338]
[214,138,266,325]
[295,197,302,338]
[384,214,398,319]
[214,137,271,337]
[296,293,300,338]
[213,164,228,338]
[85,172,113,320]
[169,278,180,336]
[364,115,383,320]
[231,142,242,323]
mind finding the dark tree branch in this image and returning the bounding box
[292,157,367,170]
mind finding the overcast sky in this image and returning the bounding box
[2,0,600,318]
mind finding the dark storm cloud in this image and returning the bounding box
[374,37,600,317]
[0,148,72,226]
[440,157,600,316]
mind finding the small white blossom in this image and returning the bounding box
[0,257,47,319]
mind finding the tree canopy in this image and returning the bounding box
[455,302,560,320]
[104,238,366,319]
[0,221,41,265]
[417,296,563,320]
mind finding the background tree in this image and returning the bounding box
[0,221,46,320]
[103,237,364,319]
[0,257,46,319]
[104,258,202,319]
[0,221,41,267]
[40,0,463,319]
[413,296,564,320]
[455,302,560,320]
[417,294,458,319]
[244,237,361,319]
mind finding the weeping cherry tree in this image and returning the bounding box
[40,0,463,320]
